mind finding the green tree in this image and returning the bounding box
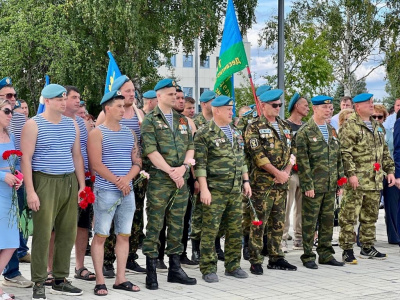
[332,74,367,112]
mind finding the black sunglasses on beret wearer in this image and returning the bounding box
[267,103,283,108]
[1,108,13,115]
[0,93,17,100]
[372,115,384,120]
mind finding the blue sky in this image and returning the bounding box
[248,0,388,100]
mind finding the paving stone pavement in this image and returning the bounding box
[3,209,400,300]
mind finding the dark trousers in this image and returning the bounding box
[383,178,400,244]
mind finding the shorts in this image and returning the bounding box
[93,188,135,237]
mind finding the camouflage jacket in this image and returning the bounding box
[141,106,194,177]
[194,120,247,194]
[339,112,394,191]
[193,113,209,130]
[245,115,295,190]
[236,110,258,133]
[296,118,344,193]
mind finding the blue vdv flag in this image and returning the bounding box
[36,74,50,114]
[105,51,122,94]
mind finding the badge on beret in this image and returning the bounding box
[117,91,122,95]
[62,92,67,97]
[172,80,176,87]
[6,78,10,84]
[250,138,259,149]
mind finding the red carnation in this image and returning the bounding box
[2,150,11,160]
[337,177,348,187]
[90,175,96,183]
[252,220,263,226]
[373,163,381,172]
[292,164,298,172]
[85,171,91,178]
[79,200,88,209]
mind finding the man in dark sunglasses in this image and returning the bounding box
[245,89,297,275]
[0,77,32,289]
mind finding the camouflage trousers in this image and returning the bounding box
[142,174,188,258]
[339,189,380,250]
[104,180,147,265]
[249,188,286,264]
[200,189,242,275]
[242,195,251,236]
[300,192,335,264]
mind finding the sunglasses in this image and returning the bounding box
[372,115,384,120]
[0,93,17,100]
[267,103,283,108]
[1,108,13,115]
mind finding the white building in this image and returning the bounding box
[157,38,251,112]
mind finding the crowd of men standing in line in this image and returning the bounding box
[1,74,400,300]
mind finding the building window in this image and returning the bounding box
[183,54,193,68]
[200,56,210,68]
[216,56,220,68]
[183,87,193,97]
[200,87,210,95]
[168,55,176,67]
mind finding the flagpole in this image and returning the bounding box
[246,66,261,116]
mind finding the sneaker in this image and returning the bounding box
[319,258,345,266]
[156,259,168,272]
[342,249,358,264]
[303,261,318,269]
[19,253,31,263]
[126,260,146,273]
[250,263,263,275]
[202,273,219,283]
[293,240,303,250]
[32,282,46,300]
[225,267,248,278]
[102,264,115,278]
[281,239,288,253]
[3,275,33,287]
[50,279,82,296]
[180,255,199,268]
[267,258,297,271]
[360,246,387,260]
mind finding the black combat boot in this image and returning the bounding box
[145,256,158,290]
[167,254,197,285]
[243,235,250,260]
[191,239,200,264]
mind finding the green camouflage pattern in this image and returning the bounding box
[189,194,202,241]
[242,195,252,236]
[194,120,247,194]
[244,115,295,191]
[141,105,194,168]
[296,118,344,193]
[193,113,208,130]
[200,190,242,274]
[249,188,286,264]
[339,112,394,190]
[301,192,336,263]
[142,170,189,258]
[339,189,381,250]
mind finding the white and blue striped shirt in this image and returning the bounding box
[318,123,329,143]
[220,125,233,145]
[271,122,281,138]
[9,112,26,151]
[95,124,135,191]
[120,114,141,143]
[32,114,76,175]
[364,121,373,132]
[164,113,173,128]
[76,116,88,171]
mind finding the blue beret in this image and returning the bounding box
[249,104,256,109]
[256,85,272,97]
[154,78,176,91]
[14,100,21,109]
[0,77,12,90]
[111,75,130,91]
[353,93,373,103]
[311,95,333,105]
[242,109,253,117]
[288,93,300,113]
[199,90,216,103]
[41,84,66,99]
[100,90,125,105]
[259,89,283,103]
[143,90,157,99]
[211,95,234,107]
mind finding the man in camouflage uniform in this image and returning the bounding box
[339,93,395,263]
[296,95,345,269]
[141,78,196,289]
[245,89,297,275]
[195,95,251,283]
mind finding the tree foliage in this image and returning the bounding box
[0,0,257,116]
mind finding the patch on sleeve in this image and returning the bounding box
[250,138,259,149]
